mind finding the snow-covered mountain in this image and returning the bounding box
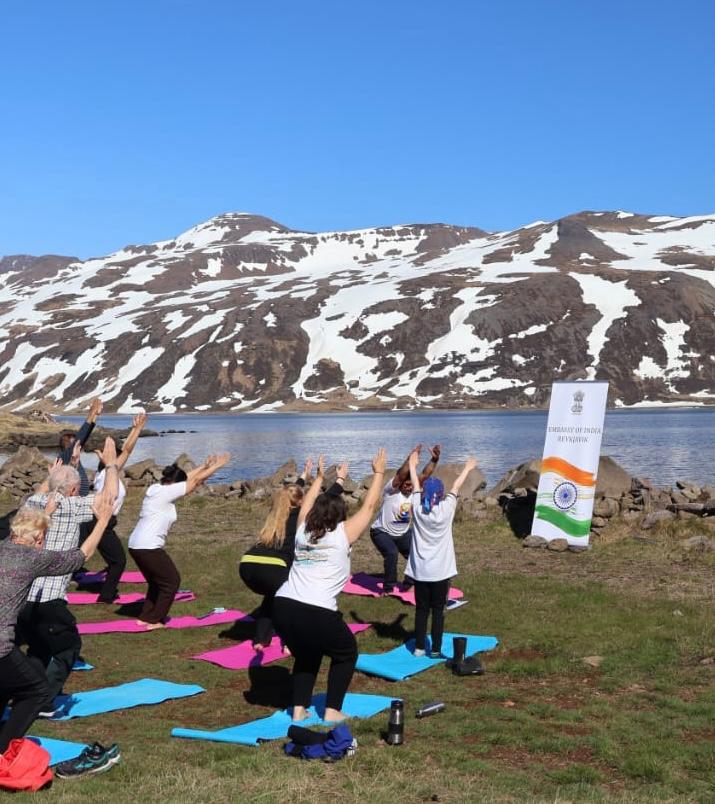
[1,210,715,412]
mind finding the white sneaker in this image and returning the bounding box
[413,648,426,657]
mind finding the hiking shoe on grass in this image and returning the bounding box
[55,743,120,779]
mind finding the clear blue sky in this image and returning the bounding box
[2,0,714,259]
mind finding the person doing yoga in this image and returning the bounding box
[370,444,440,593]
[239,459,350,649]
[0,496,115,753]
[405,448,477,658]
[273,448,388,723]
[128,453,230,629]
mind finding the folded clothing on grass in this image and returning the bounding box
[47,678,205,720]
[344,573,464,605]
[78,609,251,634]
[356,633,499,681]
[68,590,196,606]
[171,692,394,746]
[194,623,371,670]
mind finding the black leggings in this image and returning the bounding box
[239,561,289,647]
[80,517,127,603]
[414,579,450,653]
[272,598,357,712]
[0,647,50,752]
[128,548,180,624]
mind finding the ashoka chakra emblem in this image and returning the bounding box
[553,481,577,510]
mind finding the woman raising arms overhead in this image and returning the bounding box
[272,448,388,724]
[128,453,230,630]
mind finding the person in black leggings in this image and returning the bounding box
[239,459,349,649]
[273,450,387,723]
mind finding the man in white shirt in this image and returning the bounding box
[369,444,440,593]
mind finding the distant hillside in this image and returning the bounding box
[1,210,714,412]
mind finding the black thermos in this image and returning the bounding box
[386,699,404,746]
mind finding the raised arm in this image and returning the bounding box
[297,455,324,527]
[392,444,421,489]
[115,412,148,469]
[80,495,116,559]
[326,460,348,497]
[450,458,478,496]
[408,447,422,493]
[185,453,231,494]
[344,448,388,544]
[419,444,441,482]
[95,437,120,503]
[35,458,62,494]
[76,398,103,447]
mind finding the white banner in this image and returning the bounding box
[531,381,609,545]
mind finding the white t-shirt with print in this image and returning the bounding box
[93,468,127,516]
[371,480,413,537]
[405,491,458,582]
[128,481,187,550]
[275,522,350,612]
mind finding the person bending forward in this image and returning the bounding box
[128,454,229,629]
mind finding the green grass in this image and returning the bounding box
[3,491,714,803]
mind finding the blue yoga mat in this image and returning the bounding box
[172,692,395,746]
[356,633,499,681]
[28,736,89,765]
[48,678,205,720]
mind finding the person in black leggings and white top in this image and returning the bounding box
[406,449,478,658]
[239,458,349,649]
[273,448,388,723]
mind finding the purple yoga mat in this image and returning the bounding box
[78,609,251,634]
[343,573,464,605]
[67,591,196,606]
[75,570,146,585]
[194,623,372,670]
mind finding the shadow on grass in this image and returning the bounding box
[218,617,256,642]
[244,664,291,708]
[349,610,412,642]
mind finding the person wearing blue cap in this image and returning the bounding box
[405,449,478,658]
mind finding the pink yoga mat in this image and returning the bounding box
[67,591,196,606]
[194,623,372,670]
[78,609,251,634]
[75,570,146,585]
[343,573,464,605]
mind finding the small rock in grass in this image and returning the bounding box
[581,655,604,668]
[672,609,684,617]
[680,535,715,553]
[523,535,547,548]
[568,544,590,553]
[641,510,675,529]
[547,538,569,552]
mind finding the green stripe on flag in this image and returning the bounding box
[534,505,591,537]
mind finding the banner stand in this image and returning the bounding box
[531,381,609,546]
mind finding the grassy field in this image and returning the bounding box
[3,490,713,803]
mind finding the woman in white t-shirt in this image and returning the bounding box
[128,453,229,629]
[406,450,478,658]
[85,412,147,603]
[272,448,388,723]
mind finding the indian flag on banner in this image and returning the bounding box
[532,381,609,546]
[534,456,596,538]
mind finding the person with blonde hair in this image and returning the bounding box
[0,495,115,753]
[239,459,349,649]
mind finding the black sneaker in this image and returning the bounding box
[429,650,446,660]
[55,743,120,779]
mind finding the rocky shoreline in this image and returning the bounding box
[1,446,713,555]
